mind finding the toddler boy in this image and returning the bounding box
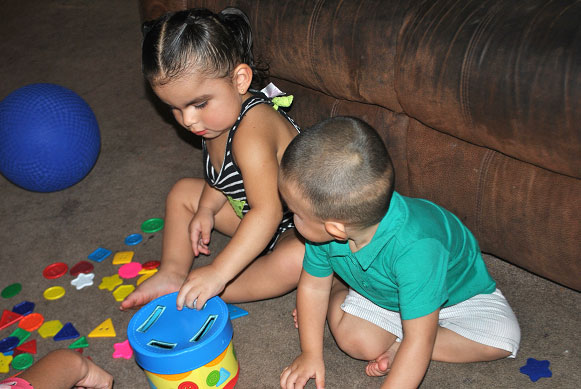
[278,116,520,388]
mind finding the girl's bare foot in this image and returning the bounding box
[120,270,184,310]
[365,341,400,377]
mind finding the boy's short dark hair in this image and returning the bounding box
[280,116,395,227]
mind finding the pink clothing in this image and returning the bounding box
[0,377,33,388]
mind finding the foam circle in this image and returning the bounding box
[0,83,100,192]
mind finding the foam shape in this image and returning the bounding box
[69,336,89,349]
[99,274,123,291]
[520,358,552,382]
[112,251,134,265]
[88,247,112,262]
[227,304,249,320]
[38,320,63,338]
[118,262,142,279]
[12,301,35,316]
[137,271,156,286]
[54,322,80,341]
[88,318,116,338]
[113,339,133,359]
[0,353,13,374]
[113,284,135,302]
[18,312,44,331]
[70,260,94,276]
[9,328,31,346]
[0,336,19,353]
[15,339,36,355]
[43,286,66,300]
[0,309,23,331]
[71,272,95,290]
[11,352,34,370]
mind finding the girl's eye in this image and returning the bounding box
[194,101,208,109]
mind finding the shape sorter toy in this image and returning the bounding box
[127,293,239,389]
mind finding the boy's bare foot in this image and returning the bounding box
[119,270,184,310]
[365,341,400,377]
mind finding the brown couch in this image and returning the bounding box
[138,0,580,292]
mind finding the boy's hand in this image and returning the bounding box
[280,352,325,389]
[176,264,227,310]
[189,206,215,256]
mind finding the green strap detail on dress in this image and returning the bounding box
[272,95,294,110]
[227,196,246,219]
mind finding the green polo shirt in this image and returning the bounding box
[303,191,496,320]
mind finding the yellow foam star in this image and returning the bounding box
[99,274,123,291]
[0,353,13,373]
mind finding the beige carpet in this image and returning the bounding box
[0,1,579,387]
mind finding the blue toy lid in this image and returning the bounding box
[127,293,233,374]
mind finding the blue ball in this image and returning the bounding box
[0,83,100,192]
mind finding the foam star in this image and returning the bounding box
[113,339,133,359]
[520,358,552,382]
[99,274,123,291]
[71,272,95,290]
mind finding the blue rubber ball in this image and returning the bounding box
[0,83,100,192]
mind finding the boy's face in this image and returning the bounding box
[279,179,334,243]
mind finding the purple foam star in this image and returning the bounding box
[520,358,552,382]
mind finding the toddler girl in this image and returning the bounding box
[121,7,304,311]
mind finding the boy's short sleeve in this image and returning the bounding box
[393,238,450,320]
[303,241,334,278]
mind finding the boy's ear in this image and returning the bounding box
[324,221,348,241]
[232,64,252,95]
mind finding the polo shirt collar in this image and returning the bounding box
[327,192,405,270]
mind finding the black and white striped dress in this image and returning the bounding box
[202,92,300,251]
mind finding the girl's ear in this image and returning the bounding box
[232,64,253,95]
[324,221,348,241]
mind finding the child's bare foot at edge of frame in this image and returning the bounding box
[292,307,299,328]
[365,341,400,377]
[119,270,185,311]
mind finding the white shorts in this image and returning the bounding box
[341,288,520,358]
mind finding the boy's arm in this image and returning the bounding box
[281,270,333,389]
[380,309,439,389]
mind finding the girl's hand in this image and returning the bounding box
[75,357,114,389]
[280,352,325,389]
[189,206,215,256]
[176,264,228,310]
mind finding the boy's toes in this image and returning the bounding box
[365,352,393,377]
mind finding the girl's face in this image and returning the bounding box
[152,71,245,139]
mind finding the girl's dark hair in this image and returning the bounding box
[141,7,267,87]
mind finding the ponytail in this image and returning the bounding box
[142,7,268,87]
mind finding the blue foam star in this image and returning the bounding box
[520,358,552,382]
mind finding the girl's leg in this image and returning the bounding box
[121,178,240,310]
[219,228,305,303]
